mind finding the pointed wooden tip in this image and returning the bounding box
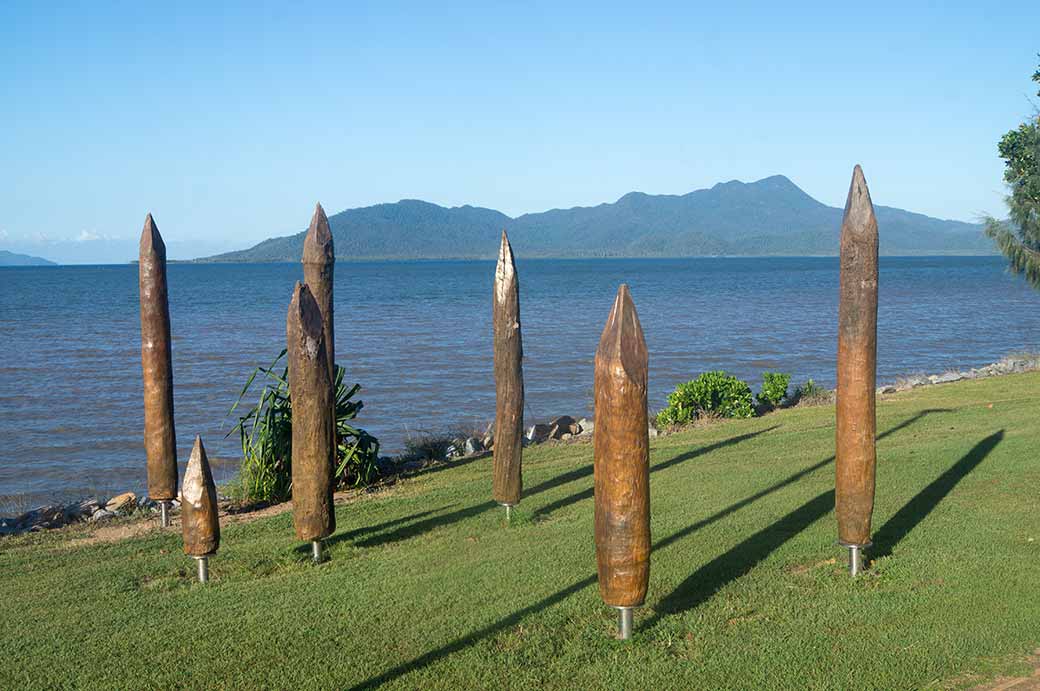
[139,213,165,257]
[596,284,647,381]
[183,435,214,505]
[303,203,334,263]
[495,229,517,298]
[288,281,324,341]
[841,165,877,238]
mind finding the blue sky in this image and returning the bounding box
[1,1,1037,263]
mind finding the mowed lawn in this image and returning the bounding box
[1,373,1038,690]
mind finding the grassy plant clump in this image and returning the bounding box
[657,371,754,427]
[793,378,831,406]
[228,349,380,504]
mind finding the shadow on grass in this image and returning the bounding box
[871,429,1003,560]
[356,427,777,549]
[349,409,956,688]
[531,427,780,520]
[300,506,459,555]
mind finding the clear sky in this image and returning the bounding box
[1,1,1037,263]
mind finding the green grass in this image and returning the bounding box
[2,373,1038,690]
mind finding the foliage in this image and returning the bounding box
[756,372,791,409]
[401,432,456,463]
[656,371,754,426]
[793,378,831,406]
[227,350,380,503]
[985,56,1040,288]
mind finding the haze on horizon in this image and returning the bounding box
[1,2,1037,264]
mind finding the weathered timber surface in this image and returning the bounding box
[493,230,524,505]
[302,203,335,380]
[593,284,651,608]
[835,165,879,547]
[287,282,336,541]
[181,435,220,556]
[139,214,178,501]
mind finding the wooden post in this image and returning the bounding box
[138,214,177,521]
[493,230,524,511]
[287,282,336,558]
[182,435,220,582]
[593,284,650,639]
[302,203,335,381]
[835,165,879,576]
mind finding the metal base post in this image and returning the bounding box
[195,556,209,583]
[160,501,170,528]
[615,606,634,640]
[840,541,871,577]
[504,504,513,521]
[311,540,323,564]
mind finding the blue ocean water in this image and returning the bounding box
[1,256,1037,510]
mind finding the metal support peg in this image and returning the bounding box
[311,540,324,564]
[616,607,634,640]
[195,556,209,583]
[159,500,170,528]
[840,541,871,577]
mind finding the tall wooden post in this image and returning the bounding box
[593,284,650,639]
[302,203,335,381]
[287,282,336,562]
[835,165,879,576]
[493,230,524,515]
[139,214,177,526]
[182,435,220,583]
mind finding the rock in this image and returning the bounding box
[548,416,581,438]
[445,443,460,458]
[464,437,484,456]
[376,457,397,475]
[648,426,659,438]
[879,386,897,394]
[561,433,573,441]
[577,419,594,435]
[168,499,180,511]
[933,372,963,384]
[526,424,551,443]
[105,492,137,515]
[89,508,116,523]
[400,460,424,473]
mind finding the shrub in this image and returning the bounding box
[228,349,380,504]
[757,372,791,409]
[656,371,754,426]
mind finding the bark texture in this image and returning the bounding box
[835,165,879,547]
[493,230,524,505]
[593,284,651,608]
[287,282,336,541]
[302,203,335,380]
[181,435,220,556]
[139,214,178,501]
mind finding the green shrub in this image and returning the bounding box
[793,378,831,406]
[228,350,380,504]
[656,371,754,426]
[757,372,791,409]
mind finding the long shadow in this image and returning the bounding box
[357,427,775,549]
[531,427,779,520]
[315,505,458,552]
[871,430,1003,560]
[647,489,834,625]
[350,408,953,687]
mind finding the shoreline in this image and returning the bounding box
[3,351,1037,538]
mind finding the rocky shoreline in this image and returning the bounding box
[3,353,1037,538]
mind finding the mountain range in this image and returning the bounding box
[199,175,991,262]
[0,250,56,266]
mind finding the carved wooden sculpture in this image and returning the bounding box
[287,282,336,561]
[593,284,650,639]
[493,230,524,514]
[182,435,220,582]
[835,165,879,576]
[139,214,177,526]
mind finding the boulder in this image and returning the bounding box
[548,416,580,437]
[464,437,485,456]
[933,372,963,384]
[560,433,573,441]
[526,424,551,443]
[648,426,659,438]
[89,508,116,523]
[577,419,594,435]
[105,492,137,515]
